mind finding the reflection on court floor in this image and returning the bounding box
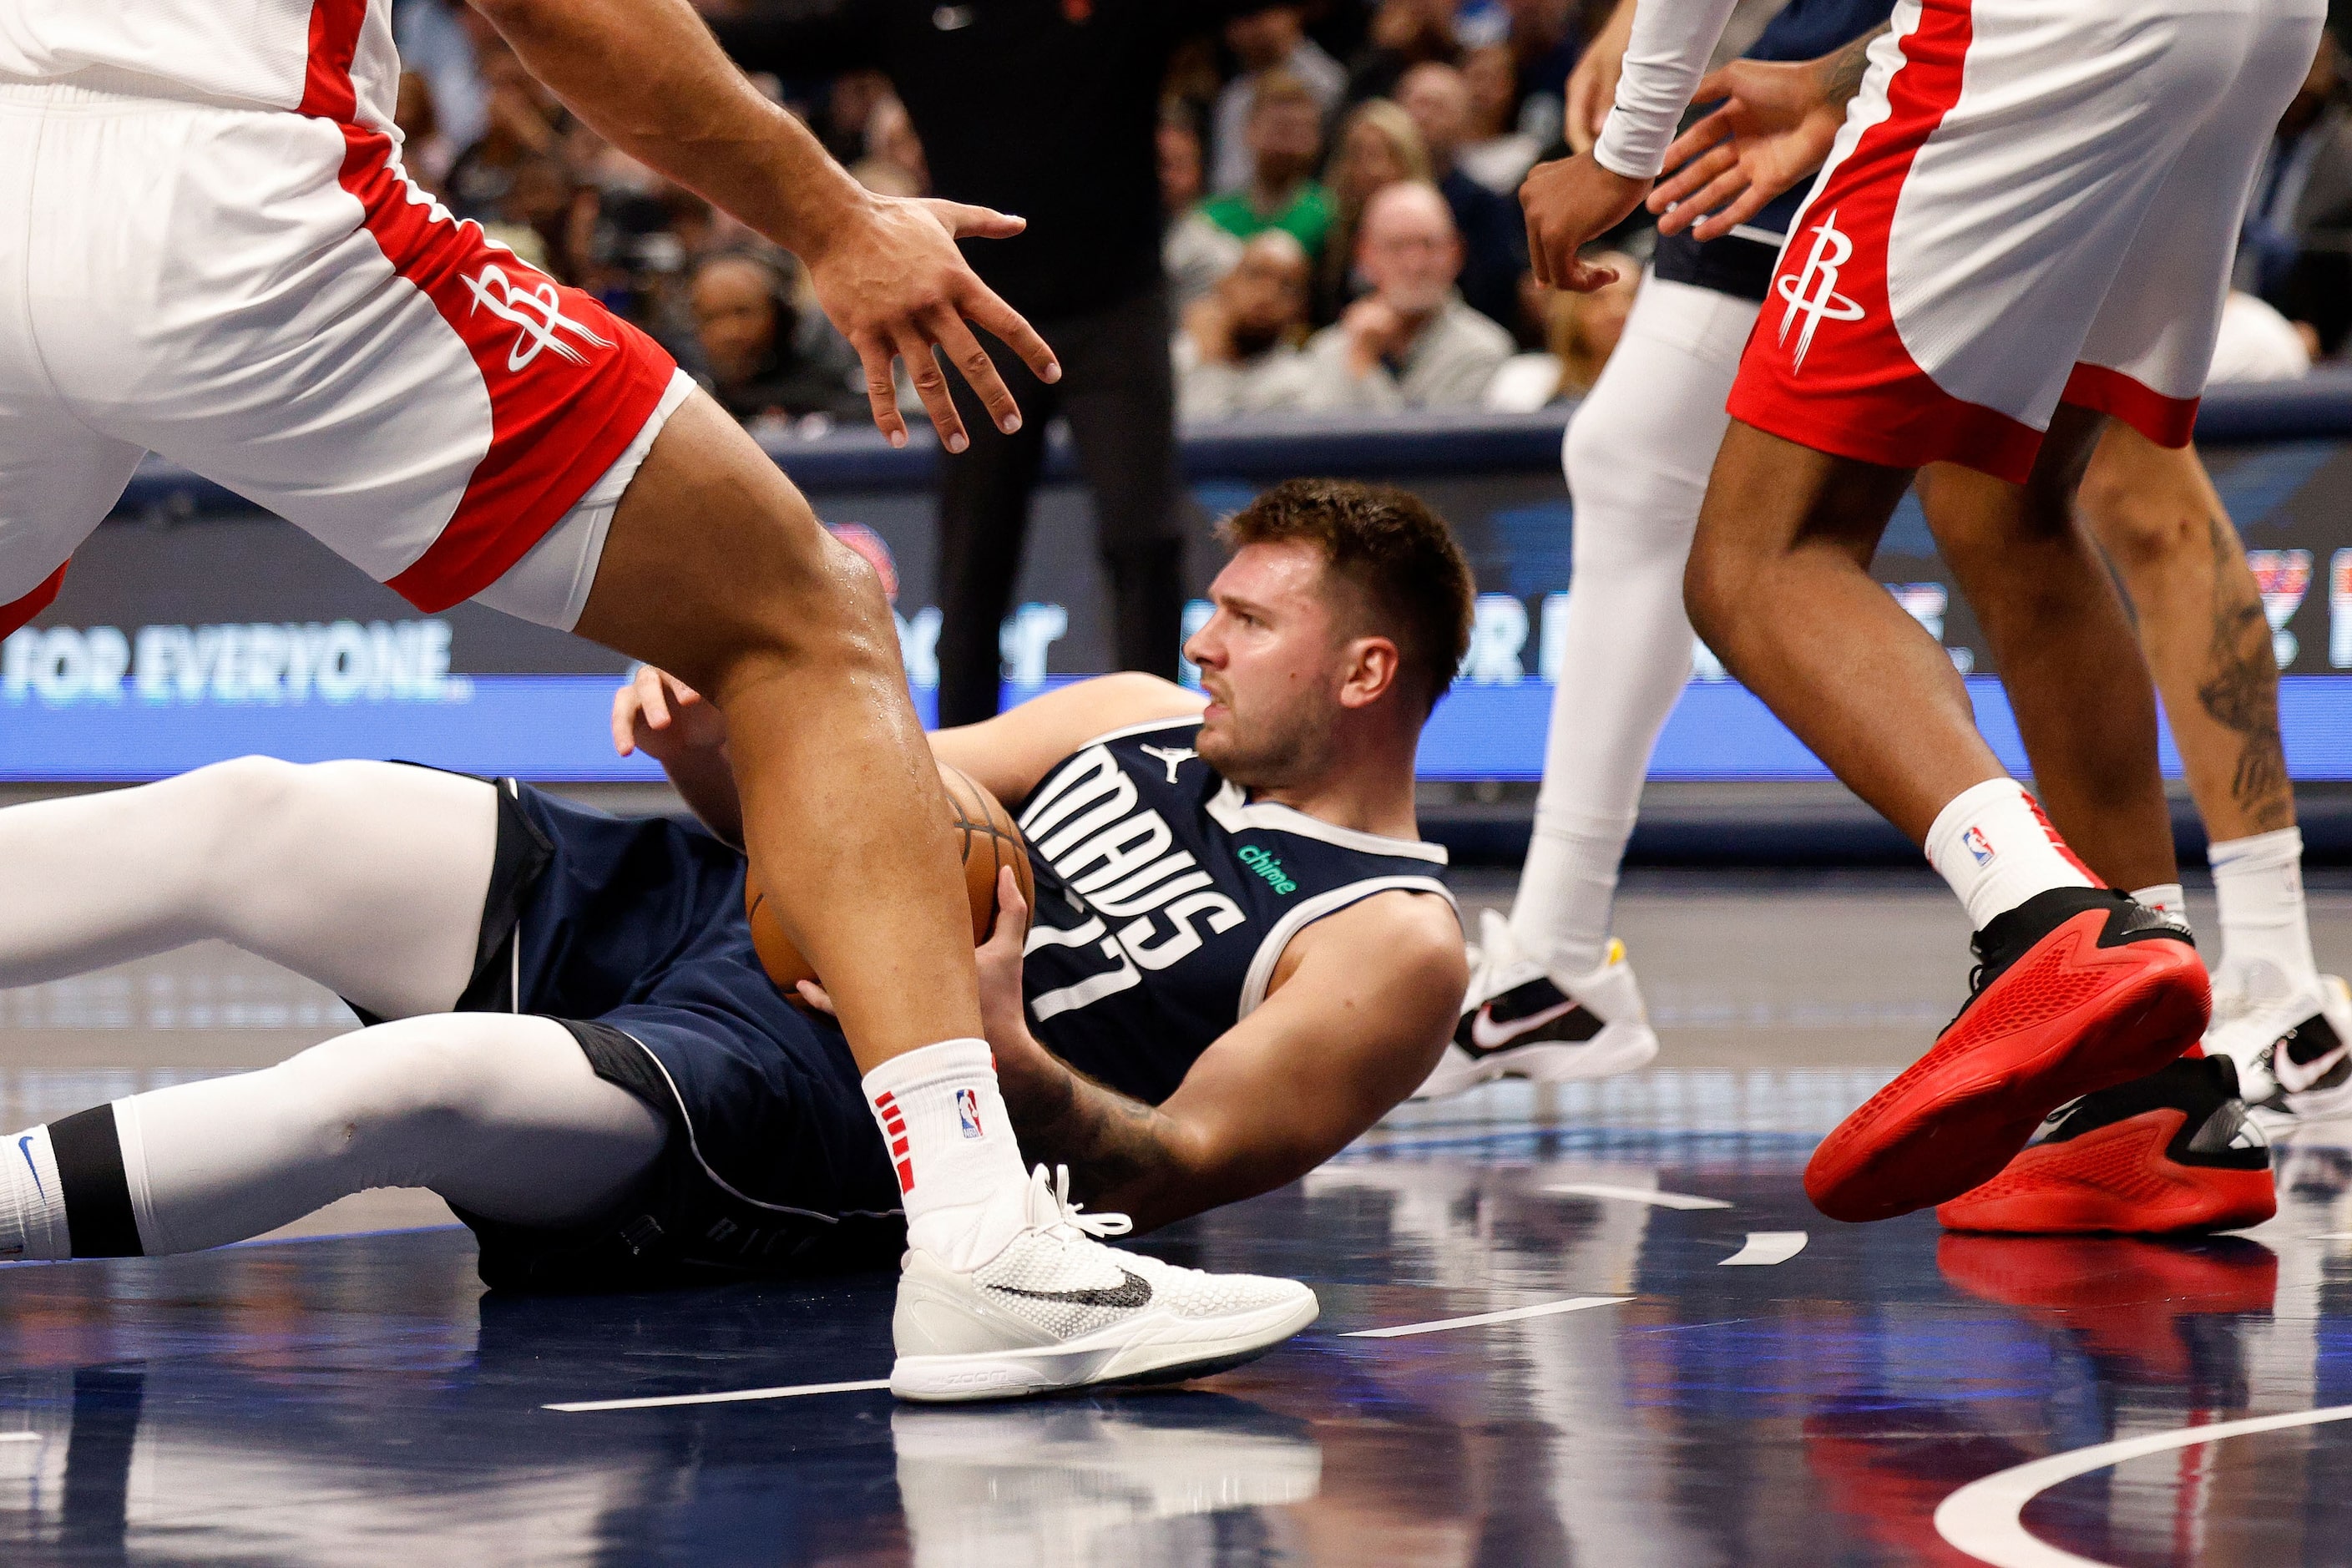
[5,873,2351,1564]
[0,1099,2348,1565]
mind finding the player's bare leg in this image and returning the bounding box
[1687,420,2205,1222]
[1917,406,2178,894]
[2078,427,2293,843]
[1683,422,1988,839]
[2077,424,2347,1120]
[574,391,983,1065]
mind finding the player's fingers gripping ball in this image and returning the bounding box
[745,761,1034,991]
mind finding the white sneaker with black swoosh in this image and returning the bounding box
[2208,969,2352,1131]
[889,1164,1319,1403]
[1413,910,1660,1099]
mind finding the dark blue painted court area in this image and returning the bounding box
[5,1101,2350,1565]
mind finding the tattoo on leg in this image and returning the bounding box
[2193,516,2293,832]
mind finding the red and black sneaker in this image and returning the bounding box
[1935,1055,2274,1234]
[1804,887,2208,1223]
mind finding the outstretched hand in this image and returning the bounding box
[1648,58,1845,242]
[1520,153,1651,291]
[801,193,1062,453]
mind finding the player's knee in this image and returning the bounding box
[278,1019,505,1150]
[2076,471,2201,579]
[1565,411,1702,574]
[709,528,901,688]
[1682,529,1748,654]
[184,754,304,817]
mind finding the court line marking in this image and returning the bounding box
[1542,1182,1732,1211]
[1935,1403,2352,1567]
[1343,1295,1629,1338]
[546,1378,892,1413]
[0,1434,37,1444]
[1719,1232,1808,1266]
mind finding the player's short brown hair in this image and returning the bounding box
[1219,478,1475,716]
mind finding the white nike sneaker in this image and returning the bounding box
[1413,910,1661,1099]
[889,1165,1319,1403]
[2205,969,2352,1130]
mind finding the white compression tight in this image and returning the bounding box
[1510,276,1762,976]
[0,757,665,1259]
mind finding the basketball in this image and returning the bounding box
[744,761,1034,992]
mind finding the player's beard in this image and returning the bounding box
[1196,675,1342,793]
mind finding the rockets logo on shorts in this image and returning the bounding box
[1775,210,1865,372]
[462,264,615,372]
[1963,826,1995,866]
[956,1087,984,1140]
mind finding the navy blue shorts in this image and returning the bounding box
[444,781,905,1291]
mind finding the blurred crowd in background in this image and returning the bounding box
[382,0,2349,716]
[389,0,2349,438]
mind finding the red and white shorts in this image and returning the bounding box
[0,71,686,639]
[1728,0,2325,483]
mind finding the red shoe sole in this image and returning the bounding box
[1804,912,2209,1223]
[1935,1108,2275,1234]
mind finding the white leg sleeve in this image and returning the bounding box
[1510,276,1762,976]
[0,756,496,1019]
[113,1014,665,1255]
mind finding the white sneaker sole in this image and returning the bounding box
[1414,1023,1661,1100]
[889,1290,1320,1404]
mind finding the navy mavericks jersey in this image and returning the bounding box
[1016,717,1456,1106]
[1652,0,1897,300]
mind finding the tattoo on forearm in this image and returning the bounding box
[1013,1058,1189,1207]
[1826,23,1892,104]
[2194,516,2294,832]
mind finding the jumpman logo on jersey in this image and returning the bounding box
[1141,745,1196,784]
[463,265,615,372]
[1775,209,1865,372]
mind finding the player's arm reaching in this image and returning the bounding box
[467,0,1059,452]
[613,666,1207,847]
[1647,23,1892,240]
[1520,0,1743,289]
[972,870,1465,1232]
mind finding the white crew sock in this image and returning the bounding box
[2209,827,2319,999]
[1925,778,2098,931]
[0,1125,68,1262]
[2130,883,2189,931]
[862,1038,1032,1272]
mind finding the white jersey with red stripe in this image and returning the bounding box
[1726,0,2324,483]
[0,0,684,640]
[0,0,399,132]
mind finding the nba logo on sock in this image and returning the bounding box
[1963,826,1995,865]
[956,1088,983,1139]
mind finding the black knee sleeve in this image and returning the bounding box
[48,1105,142,1257]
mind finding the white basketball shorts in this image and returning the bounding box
[1729,0,2325,483]
[0,58,684,638]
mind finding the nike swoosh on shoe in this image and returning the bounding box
[989,1270,1154,1309]
[1464,989,1606,1055]
[1469,1000,1586,1051]
[2273,1015,2349,1094]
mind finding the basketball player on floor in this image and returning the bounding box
[1518,0,2325,1224]
[0,482,1470,1399]
[0,0,1310,1396]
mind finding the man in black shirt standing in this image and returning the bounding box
[716,0,1278,723]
